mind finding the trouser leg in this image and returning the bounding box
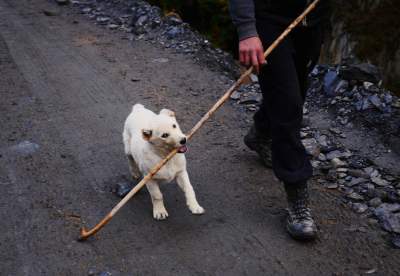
[255,22,321,184]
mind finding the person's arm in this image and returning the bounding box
[228,0,266,73]
[228,0,257,41]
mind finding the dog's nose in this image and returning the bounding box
[180,137,187,145]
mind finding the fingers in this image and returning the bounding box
[243,50,250,67]
[251,50,259,74]
[257,49,266,67]
[239,51,245,65]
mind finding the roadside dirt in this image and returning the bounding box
[0,0,399,275]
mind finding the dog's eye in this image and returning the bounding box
[172,124,176,128]
[161,133,169,138]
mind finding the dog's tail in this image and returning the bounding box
[132,103,144,112]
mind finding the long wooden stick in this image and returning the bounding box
[78,0,320,241]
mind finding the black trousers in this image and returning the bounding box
[254,19,324,184]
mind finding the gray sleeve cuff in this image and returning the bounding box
[236,22,258,41]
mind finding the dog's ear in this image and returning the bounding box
[160,109,175,117]
[142,129,153,141]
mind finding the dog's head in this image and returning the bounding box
[142,108,187,153]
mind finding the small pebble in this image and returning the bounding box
[392,235,400,249]
[352,203,368,213]
[368,197,382,208]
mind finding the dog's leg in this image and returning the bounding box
[146,180,168,220]
[176,171,205,215]
[126,155,141,180]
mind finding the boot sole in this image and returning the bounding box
[287,225,317,241]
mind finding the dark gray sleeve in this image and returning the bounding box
[228,0,258,40]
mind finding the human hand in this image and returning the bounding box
[239,36,266,74]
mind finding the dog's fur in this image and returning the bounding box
[123,104,204,220]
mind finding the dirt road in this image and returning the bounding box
[0,1,399,275]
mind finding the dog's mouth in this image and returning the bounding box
[177,145,188,154]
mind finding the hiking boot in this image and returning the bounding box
[284,182,317,240]
[244,125,272,168]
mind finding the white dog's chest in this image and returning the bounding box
[139,153,185,182]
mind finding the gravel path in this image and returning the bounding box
[0,0,399,275]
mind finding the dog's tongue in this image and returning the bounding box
[178,145,188,153]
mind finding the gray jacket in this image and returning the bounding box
[229,0,329,40]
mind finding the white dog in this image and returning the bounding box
[123,104,205,220]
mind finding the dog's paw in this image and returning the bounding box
[189,204,205,215]
[153,207,169,220]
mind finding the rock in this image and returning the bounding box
[326,169,338,181]
[331,157,347,168]
[347,177,367,187]
[165,26,182,38]
[374,205,400,234]
[368,197,382,208]
[368,218,379,226]
[347,192,364,201]
[363,81,374,90]
[137,14,148,25]
[338,63,382,84]
[338,173,347,179]
[325,183,339,189]
[323,70,341,97]
[374,203,400,233]
[384,187,400,203]
[392,235,400,249]
[152,57,169,63]
[335,80,349,94]
[316,135,328,147]
[368,94,384,110]
[392,99,400,108]
[371,176,390,187]
[108,24,119,30]
[326,150,341,160]
[353,203,368,213]
[383,93,393,104]
[384,175,396,182]
[329,127,342,135]
[347,169,370,179]
[81,8,91,14]
[318,153,327,161]
[238,94,262,105]
[300,131,308,138]
[249,74,258,83]
[338,117,348,126]
[96,16,110,24]
[375,189,389,201]
[8,140,40,156]
[376,203,400,213]
[326,150,351,160]
[302,138,320,158]
[230,91,241,100]
[364,167,379,178]
[355,98,372,111]
[115,182,134,198]
[311,160,320,168]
